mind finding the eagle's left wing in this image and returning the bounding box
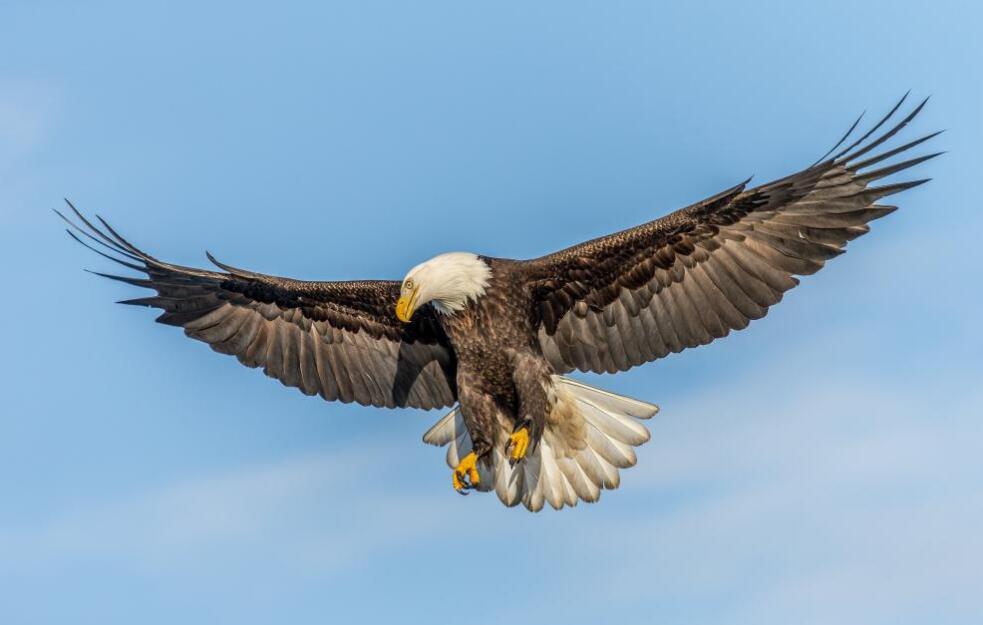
[519,95,940,374]
[60,205,457,409]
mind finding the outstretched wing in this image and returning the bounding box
[60,206,457,409]
[521,95,940,374]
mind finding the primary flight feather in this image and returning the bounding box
[62,95,938,511]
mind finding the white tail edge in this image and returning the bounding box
[422,376,659,511]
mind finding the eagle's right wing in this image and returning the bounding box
[520,95,940,374]
[60,205,457,410]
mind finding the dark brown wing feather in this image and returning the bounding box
[521,95,940,374]
[60,206,457,409]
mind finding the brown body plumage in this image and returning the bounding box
[441,257,553,459]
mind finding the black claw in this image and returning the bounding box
[455,470,472,495]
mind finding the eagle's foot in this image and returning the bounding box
[452,452,480,495]
[506,427,530,466]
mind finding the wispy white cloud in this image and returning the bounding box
[0,442,455,575]
[2,329,979,625]
[508,372,983,624]
[0,78,60,167]
[0,77,62,224]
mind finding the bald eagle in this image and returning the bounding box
[62,96,938,511]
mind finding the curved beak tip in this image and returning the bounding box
[395,296,413,323]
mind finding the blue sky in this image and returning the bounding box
[1,1,981,623]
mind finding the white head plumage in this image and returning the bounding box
[396,252,492,320]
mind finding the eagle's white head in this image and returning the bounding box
[396,252,492,321]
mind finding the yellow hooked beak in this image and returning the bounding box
[396,288,419,323]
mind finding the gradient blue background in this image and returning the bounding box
[2,2,981,624]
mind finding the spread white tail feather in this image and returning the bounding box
[422,376,658,511]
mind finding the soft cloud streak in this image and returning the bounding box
[0,78,59,166]
[521,373,983,624]
[0,443,453,575]
[4,345,981,625]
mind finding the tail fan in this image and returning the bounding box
[423,376,658,511]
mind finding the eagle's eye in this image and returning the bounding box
[404,279,414,290]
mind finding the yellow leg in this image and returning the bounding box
[507,427,530,464]
[452,452,480,493]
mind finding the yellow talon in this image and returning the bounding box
[452,452,480,493]
[507,427,530,464]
